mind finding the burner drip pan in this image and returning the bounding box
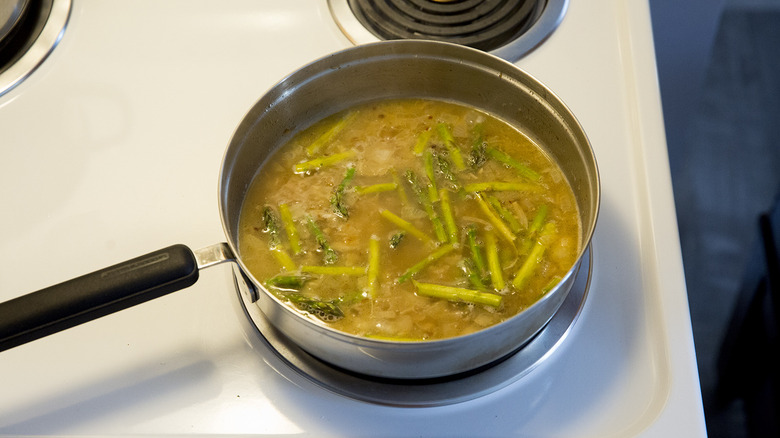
[235,246,592,407]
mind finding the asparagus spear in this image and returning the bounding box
[379,209,434,243]
[262,206,282,249]
[354,182,397,195]
[487,195,522,234]
[512,222,556,290]
[331,166,356,218]
[306,111,357,156]
[389,231,406,248]
[423,149,439,202]
[392,169,409,206]
[463,258,489,291]
[300,265,366,276]
[436,123,466,171]
[404,169,447,243]
[294,151,356,174]
[278,203,302,255]
[469,122,488,169]
[413,129,432,156]
[439,188,458,244]
[307,215,339,265]
[485,229,505,291]
[265,274,309,290]
[464,181,541,193]
[435,152,461,191]
[486,147,541,181]
[466,224,488,280]
[397,243,456,283]
[412,280,502,308]
[474,193,516,243]
[280,292,344,322]
[520,204,548,254]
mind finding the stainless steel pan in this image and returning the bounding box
[0,40,599,379]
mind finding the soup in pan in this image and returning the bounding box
[238,98,581,341]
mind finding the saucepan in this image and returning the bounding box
[0,40,599,379]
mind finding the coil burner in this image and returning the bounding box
[329,0,567,61]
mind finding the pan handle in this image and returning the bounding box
[0,243,235,352]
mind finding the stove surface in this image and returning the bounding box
[0,1,705,436]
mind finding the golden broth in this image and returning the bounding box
[238,99,581,341]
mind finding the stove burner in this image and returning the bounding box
[235,246,592,406]
[348,0,543,52]
[329,0,567,61]
[0,0,71,98]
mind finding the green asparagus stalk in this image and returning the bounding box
[379,209,434,243]
[435,153,461,192]
[294,151,356,174]
[307,215,339,265]
[486,147,541,181]
[300,265,366,276]
[423,149,439,202]
[439,188,458,244]
[262,206,282,249]
[412,280,502,308]
[331,166,356,218]
[389,232,406,248]
[487,195,522,234]
[265,274,309,290]
[474,193,516,243]
[464,181,541,193]
[512,222,556,290]
[271,247,297,272]
[278,203,301,255]
[306,111,357,156]
[436,123,466,171]
[466,224,488,280]
[279,291,344,322]
[520,204,549,254]
[397,243,456,283]
[354,182,398,195]
[366,235,380,298]
[469,122,488,169]
[463,258,489,291]
[404,169,447,243]
[485,229,505,291]
[413,129,432,156]
[392,169,409,206]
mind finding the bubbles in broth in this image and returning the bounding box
[238,99,581,341]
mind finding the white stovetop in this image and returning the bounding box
[0,1,706,436]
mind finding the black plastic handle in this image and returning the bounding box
[0,244,199,352]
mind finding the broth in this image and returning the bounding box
[238,99,581,340]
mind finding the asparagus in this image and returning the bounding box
[439,188,458,244]
[423,149,439,202]
[436,123,466,171]
[463,258,489,291]
[404,169,447,243]
[389,231,406,248]
[486,147,541,181]
[278,203,301,255]
[262,206,282,249]
[412,280,502,308]
[512,222,556,290]
[485,229,505,291]
[281,292,344,322]
[265,274,309,290]
[413,129,432,156]
[474,193,516,243]
[521,204,548,254]
[397,243,456,283]
[366,236,380,298]
[294,151,356,174]
[487,195,522,234]
[392,169,409,205]
[300,265,366,276]
[354,182,397,195]
[466,224,488,280]
[379,209,434,243]
[271,247,297,272]
[435,152,461,192]
[331,166,356,218]
[306,215,339,265]
[464,181,541,193]
[306,111,357,156]
[469,123,488,169]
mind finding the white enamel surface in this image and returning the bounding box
[0,0,705,436]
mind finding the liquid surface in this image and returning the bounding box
[238,99,580,340]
